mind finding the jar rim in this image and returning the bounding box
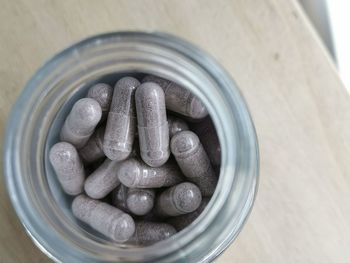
[3,31,259,262]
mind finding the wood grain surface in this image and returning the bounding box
[1,0,350,262]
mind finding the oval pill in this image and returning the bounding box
[171,131,217,196]
[49,142,85,195]
[129,221,176,245]
[72,195,135,243]
[168,115,189,138]
[78,126,105,164]
[118,158,183,188]
[135,82,170,167]
[155,182,202,217]
[84,158,121,199]
[143,75,208,119]
[126,188,155,216]
[60,98,102,149]
[103,77,140,161]
[87,83,113,121]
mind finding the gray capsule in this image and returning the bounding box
[155,182,202,217]
[112,184,129,212]
[191,117,221,166]
[60,98,102,149]
[84,158,120,199]
[78,126,105,164]
[167,198,210,231]
[118,158,183,188]
[87,83,113,121]
[136,82,170,167]
[171,131,217,196]
[49,142,85,195]
[72,195,135,243]
[103,77,140,161]
[143,75,208,119]
[129,221,176,245]
[126,189,155,216]
[167,115,189,138]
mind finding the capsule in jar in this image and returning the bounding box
[155,182,202,217]
[135,82,170,167]
[103,77,139,161]
[49,142,85,195]
[171,131,217,196]
[143,75,208,119]
[87,83,113,121]
[117,158,183,188]
[126,188,155,216]
[72,195,135,243]
[60,98,102,149]
[84,158,121,199]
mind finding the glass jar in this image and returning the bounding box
[3,32,259,262]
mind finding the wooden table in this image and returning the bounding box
[1,1,350,262]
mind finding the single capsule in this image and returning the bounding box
[143,75,208,119]
[167,198,210,231]
[87,83,113,121]
[60,98,102,149]
[129,221,176,245]
[191,117,221,166]
[103,77,140,161]
[72,195,135,243]
[155,182,202,217]
[167,115,189,138]
[118,158,183,188]
[49,142,85,195]
[84,158,121,199]
[126,189,155,216]
[78,126,105,164]
[171,131,217,196]
[135,82,170,167]
[112,184,129,212]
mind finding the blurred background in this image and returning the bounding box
[300,0,350,90]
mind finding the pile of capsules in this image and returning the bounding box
[49,75,221,246]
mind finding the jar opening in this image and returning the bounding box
[4,32,259,262]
